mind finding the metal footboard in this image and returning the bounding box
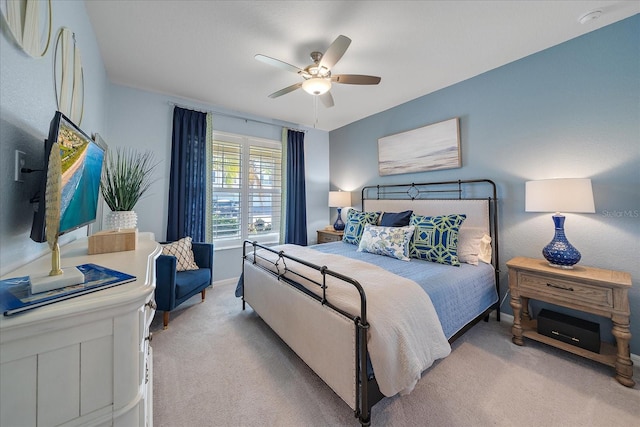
[241,240,379,425]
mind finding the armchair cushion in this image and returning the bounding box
[174,268,211,299]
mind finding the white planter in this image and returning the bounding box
[105,211,138,230]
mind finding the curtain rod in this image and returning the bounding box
[168,101,307,133]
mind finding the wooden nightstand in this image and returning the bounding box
[507,256,634,387]
[317,229,344,244]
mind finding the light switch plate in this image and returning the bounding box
[15,150,26,182]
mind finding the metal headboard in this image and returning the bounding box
[361,179,500,320]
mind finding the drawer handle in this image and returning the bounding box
[551,330,580,342]
[146,300,157,310]
[145,332,153,342]
[546,283,574,292]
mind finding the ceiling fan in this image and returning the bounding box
[255,35,381,108]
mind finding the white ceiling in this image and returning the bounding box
[84,1,639,131]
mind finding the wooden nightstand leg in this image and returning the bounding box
[612,316,635,387]
[521,296,531,321]
[510,292,524,346]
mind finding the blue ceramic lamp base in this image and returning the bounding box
[333,208,345,231]
[542,214,581,269]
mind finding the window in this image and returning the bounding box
[210,132,282,248]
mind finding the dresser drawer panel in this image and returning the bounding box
[519,273,613,308]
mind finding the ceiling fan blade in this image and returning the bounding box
[255,54,303,74]
[268,82,302,98]
[319,91,334,108]
[332,74,381,85]
[319,35,351,70]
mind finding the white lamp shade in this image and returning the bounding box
[302,78,332,95]
[525,178,595,213]
[328,191,351,208]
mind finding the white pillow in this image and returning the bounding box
[478,233,492,264]
[162,236,200,271]
[357,224,415,261]
[458,227,492,265]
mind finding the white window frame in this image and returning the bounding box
[210,131,282,249]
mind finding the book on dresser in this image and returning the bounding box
[0,263,136,316]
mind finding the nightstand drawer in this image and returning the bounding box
[519,272,613,308]
[317,229,344,244]
[317,232,342,243]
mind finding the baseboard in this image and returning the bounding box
[498,312,640,365]
[213,277,238,287]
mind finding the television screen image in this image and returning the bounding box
[30,112,105,243]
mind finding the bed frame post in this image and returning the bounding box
[356,318,370,425]
[241,241,259,311]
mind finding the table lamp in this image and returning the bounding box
[525,178,595,269]
[328,190,351,231]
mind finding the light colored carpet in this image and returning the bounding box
[151,283,639,426]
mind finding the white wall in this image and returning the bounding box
[105,84,330,282]
[0,1,108,276]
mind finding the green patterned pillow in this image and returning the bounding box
[409,214,466,266]
[357,224,415,261]
[342,209,380,245]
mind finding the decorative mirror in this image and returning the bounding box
[54,27,84,125]
[0,0,52,58]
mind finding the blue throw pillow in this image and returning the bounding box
[379,210,413,227]
[342,209,381,245]
[409,213,466,266]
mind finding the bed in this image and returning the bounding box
[238,179,500,425]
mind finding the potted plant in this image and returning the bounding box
[101,147,159,230]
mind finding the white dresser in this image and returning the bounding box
[0,232,160,427]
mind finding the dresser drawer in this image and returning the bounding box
[519,272,613,308]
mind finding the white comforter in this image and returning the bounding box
[250,244,451,397]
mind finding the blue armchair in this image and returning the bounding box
[155,242,214,329]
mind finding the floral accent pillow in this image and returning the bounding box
[357,224,415,261]
[162,236,199,271]
[409,214,466,266]
[342,209,381,245]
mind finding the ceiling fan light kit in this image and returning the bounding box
[302,78,331,95]
[256,34,381,107]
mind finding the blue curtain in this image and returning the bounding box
[166,107,208,242]
[284,129,308,245]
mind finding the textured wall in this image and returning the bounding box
[0,1,108,275]
[329,16,640,353]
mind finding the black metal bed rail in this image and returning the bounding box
[361,179,501,322]
[241,240,374,425]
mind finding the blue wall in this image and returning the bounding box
[329,16,640,353]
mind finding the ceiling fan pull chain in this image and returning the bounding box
[314,96,319,128]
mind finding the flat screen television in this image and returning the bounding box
[30,111,105,243]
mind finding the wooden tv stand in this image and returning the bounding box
[0,232,161,426]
